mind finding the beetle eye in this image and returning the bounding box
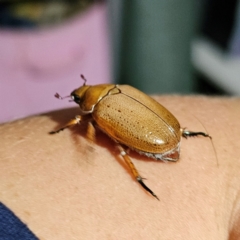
[71,94,81,104]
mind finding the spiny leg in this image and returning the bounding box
[118,145,159,200]
[181,128,218,166]
[49,115,82,134]
[181,128,212,139]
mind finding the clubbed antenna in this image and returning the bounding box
[54,93,73,102]
[54,93,71,100]
[80,74,87,85]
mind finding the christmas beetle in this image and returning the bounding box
[50,75,211,200]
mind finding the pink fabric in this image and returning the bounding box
[0,3,111,123]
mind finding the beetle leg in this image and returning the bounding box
[118,146,159,200]
[49,115,82,134]
[181,128,212,139]
[86,122,96,143]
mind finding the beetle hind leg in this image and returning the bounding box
[181,129,211,139]
[49,115,82,134]
[118,146,159,200]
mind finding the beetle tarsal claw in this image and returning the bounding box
[49,128,64,134]
[182,130,212,139]
[118,146,159,200]
[137,177,159,201]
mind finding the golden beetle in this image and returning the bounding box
[50,75,211,200]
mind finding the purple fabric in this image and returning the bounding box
[0,3,110,124]
[0,202,38,240]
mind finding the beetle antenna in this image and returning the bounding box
[80,74,87,86]
[54,93,71,100]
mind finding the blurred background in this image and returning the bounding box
[0,0,239,123]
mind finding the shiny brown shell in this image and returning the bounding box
[72,84,181,157]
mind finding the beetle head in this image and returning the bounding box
[70,85,90,105]
[70,74,90,104]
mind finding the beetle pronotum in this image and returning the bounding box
[50,75,211,200]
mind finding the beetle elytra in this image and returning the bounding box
[50,75,211,200]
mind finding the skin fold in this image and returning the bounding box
[0,95,240,240]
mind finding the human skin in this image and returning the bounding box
[0,96,240,240]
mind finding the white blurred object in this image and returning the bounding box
[192,38,240,95]
[229,0,240,57]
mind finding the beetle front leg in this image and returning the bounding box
[49,115,82,134]
[181,128,212,139]
[118,146,159,200]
